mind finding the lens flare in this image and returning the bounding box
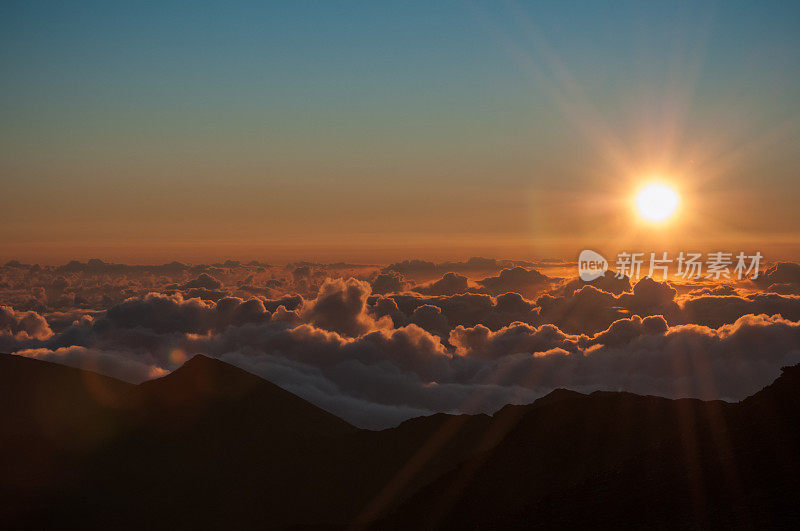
[169,348,187,365]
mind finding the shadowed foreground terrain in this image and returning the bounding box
[1,352,799,529]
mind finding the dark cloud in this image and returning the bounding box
[383,257,550,279]
[412,272,470,296]
[588,314,668,348]
[679,292,800,328]
[536,285,627,334]
[102,292,269,334]
[56,258,190,274]
[181,287,228,301]
[765,283,800,295]
[383,292,500,330]
[560,270,631,296]
[369,271,410,295]
[180,273,222,290]
[371,291,541,334]
[302,278,385,337]
[755,262,800,287]
[618,276,680,319]
[409,304,451,338]
[371,296,409,327]
[475,267,551,296]
[687,284,739,296]
[450,322,579,360]
[262,294,303,313]
[382,260,439,276]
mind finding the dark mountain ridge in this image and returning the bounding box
[1,352,799,528]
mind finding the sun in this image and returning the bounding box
[635,183,680,223]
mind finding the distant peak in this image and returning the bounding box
[171,354,264,383]
[538,388,585,401]
[181,353,223,369]
[176,354,256,376]
[530,388,586,408]
[138,354,265,404]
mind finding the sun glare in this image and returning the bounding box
[635,183,680,223]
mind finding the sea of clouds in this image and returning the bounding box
[3,257,800,429]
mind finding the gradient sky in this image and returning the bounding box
[2,0,799,263]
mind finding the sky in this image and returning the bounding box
[2,0,800,264]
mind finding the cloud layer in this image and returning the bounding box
[3,259,800,428]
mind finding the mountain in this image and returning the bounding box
[129,354,355,437]
[2,353,800,528]
[0,354,134,482]
[0,354,135,524]
[384,369,800,529]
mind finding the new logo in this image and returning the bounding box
[578,250,607,281]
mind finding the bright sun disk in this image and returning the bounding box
[635,183,680,222]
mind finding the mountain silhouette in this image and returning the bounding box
[2,352,799,528]
[0,354,134,491]
[129,354,354,436]
[384,370,800,529]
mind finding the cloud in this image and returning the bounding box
[302,278,387,337]
[475,267,551,296]
[449,322,580,359]
[412,272,470,296]
[618,276,680,319]
[369,271,410,295]
[104,293,221,334]
[373,291,540,335]
[180,273,223,290]
[409,304,451,338]
[587,314,668,348]
[383,257,547,279]
[679,293,800,328]
[179,312,800,426]
[560,270,632,296]
[451,313,800,401]
[536,285,626,334]
[756,262,800,287]
[0,305,53,341]
[101,292,273,334]
[56,259,191,274]
[687,284,740,297]
[5,260,800,429]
